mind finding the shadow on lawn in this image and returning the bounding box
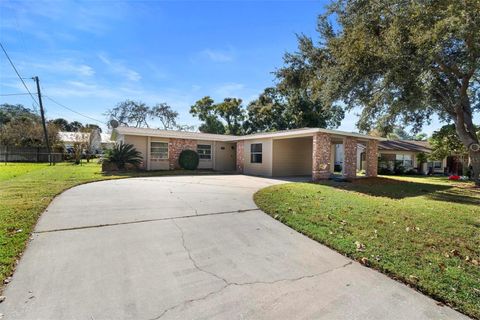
[320,177,480,206]
[427,188,480,206]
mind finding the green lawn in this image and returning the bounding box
[0,162,216,290]
[254,176,480,319]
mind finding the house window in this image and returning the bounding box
[395,154,413,167]
[250,143,262,163]
[150,142,168,160]
[197,144,212,160]
[433,161,442,169]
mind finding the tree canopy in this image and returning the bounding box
[0,103,40,126]
[189,96,245,135]
[244,87,293,133]
[281,0,480,183]
[0,104,59,148]
[274,37,345,130]
[150,103,179,130]
[429,124,478,160]
[106,100,186,130]
[50,118,101,133]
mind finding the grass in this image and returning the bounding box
[0,162,218,290]
[254,175,480,319]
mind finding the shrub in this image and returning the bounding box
[416,152,428,165]
[378,167,393,175]
[394,161,406,175]
[405,168,419,175]
[104,142,142,170]
[179,149,199,170]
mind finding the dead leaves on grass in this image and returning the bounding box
[355,241,366,252]
[405,226,420,232]
[443,249,479,267]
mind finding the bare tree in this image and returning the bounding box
[150,103,179,129]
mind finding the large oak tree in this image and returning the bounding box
[285,0,480,184]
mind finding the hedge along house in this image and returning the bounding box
[112,127,383,181]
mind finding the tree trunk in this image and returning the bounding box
[454,94,480,186]
[469,150,480,186]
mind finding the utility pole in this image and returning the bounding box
[33,76,52,165]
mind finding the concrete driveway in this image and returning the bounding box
[0,175,469,320]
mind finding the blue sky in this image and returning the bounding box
[0,0,450,134]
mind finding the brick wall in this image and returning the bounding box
[168,138,197,170]
[236,141,244,173]
[343,137,357,179]
[366,139,378,177]
[312,132,331,181]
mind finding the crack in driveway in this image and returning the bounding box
[172,220,229,285]
[149,220,354,320]
[34,208,260,234]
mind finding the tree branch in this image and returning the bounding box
[434,57,463,82]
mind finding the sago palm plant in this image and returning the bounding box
[104,142,143,169]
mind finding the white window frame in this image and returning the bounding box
[197,144,212,160]
[395,153,413,168]
[433,161,442,169]
[250,143,262,164]
[150,141,168,160]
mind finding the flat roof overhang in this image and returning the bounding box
[225,128,386,143]
[114,127,386,143]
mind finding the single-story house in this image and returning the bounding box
[376,140,444,174]
[112,126,384,180]
[58,131,114,154]
[331,138,469,176]
[336,140,444,174]
[361,139,468,175]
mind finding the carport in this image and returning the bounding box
[234,128,382,180]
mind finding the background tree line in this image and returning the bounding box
[0,103,101,148]
[3,0,479,182]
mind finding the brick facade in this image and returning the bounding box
[343,137,357,179]
[366,139,378,177]
[168,138,197,170]
[312,132,331,181]
[236,141,244,173]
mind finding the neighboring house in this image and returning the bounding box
[58,131,114,154]
[356,139,462,175]
[112,126,383,180]
[330,139,469,175]
[99,133,115,150]
[376,140,441,174]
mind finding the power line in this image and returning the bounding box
[0,42,39,107]
[0,92,35,96]
[43,95,104,124]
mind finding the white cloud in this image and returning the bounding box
[213,82,245,97]
[1,1,129,37]
[29,59,95,77]
[98,54,141,82]
[199,48,234,62]
[43,80,119,99]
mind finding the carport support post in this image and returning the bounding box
[312,132,332,181]
[343,137,357,179]
[236,141,244,173]
[146,136,151,170]
[366,139,378,177]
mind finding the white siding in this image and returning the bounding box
[243,138,273,177]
